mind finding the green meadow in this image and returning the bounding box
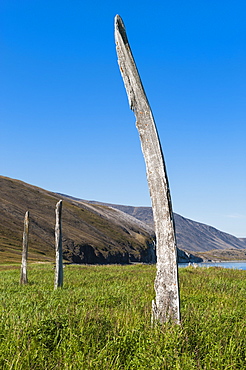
[0,263,246,369]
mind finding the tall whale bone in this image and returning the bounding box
[114,15,180,324]
[54,200,63,289]
[20,211,29,285]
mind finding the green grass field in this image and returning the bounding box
[0,263,246,369]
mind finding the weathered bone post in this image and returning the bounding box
[114,15,180,323]
[54,200,63,289]
[20,211,29,285]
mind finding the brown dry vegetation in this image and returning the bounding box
[0,176,155,264]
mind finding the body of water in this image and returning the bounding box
[179,261,246,270]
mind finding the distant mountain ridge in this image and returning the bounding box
[1,176,201,264]
[77,201,246,254]
[1,175,245,265]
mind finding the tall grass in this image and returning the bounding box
[0,264,246,369]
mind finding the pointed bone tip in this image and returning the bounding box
[114,14,122,26]
[114,14,125,32]
[114,14,128,44]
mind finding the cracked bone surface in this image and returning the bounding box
[20,211,29,285]
[54,200,63,289]
[114,14,180,324]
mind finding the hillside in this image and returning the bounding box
[81,202,246,259]
[0,176,156,264]
[1,176,245,264]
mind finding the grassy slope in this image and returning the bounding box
[0,176,154,264]
[0,264,246,369]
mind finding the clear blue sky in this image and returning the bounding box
[1,1,245,237]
